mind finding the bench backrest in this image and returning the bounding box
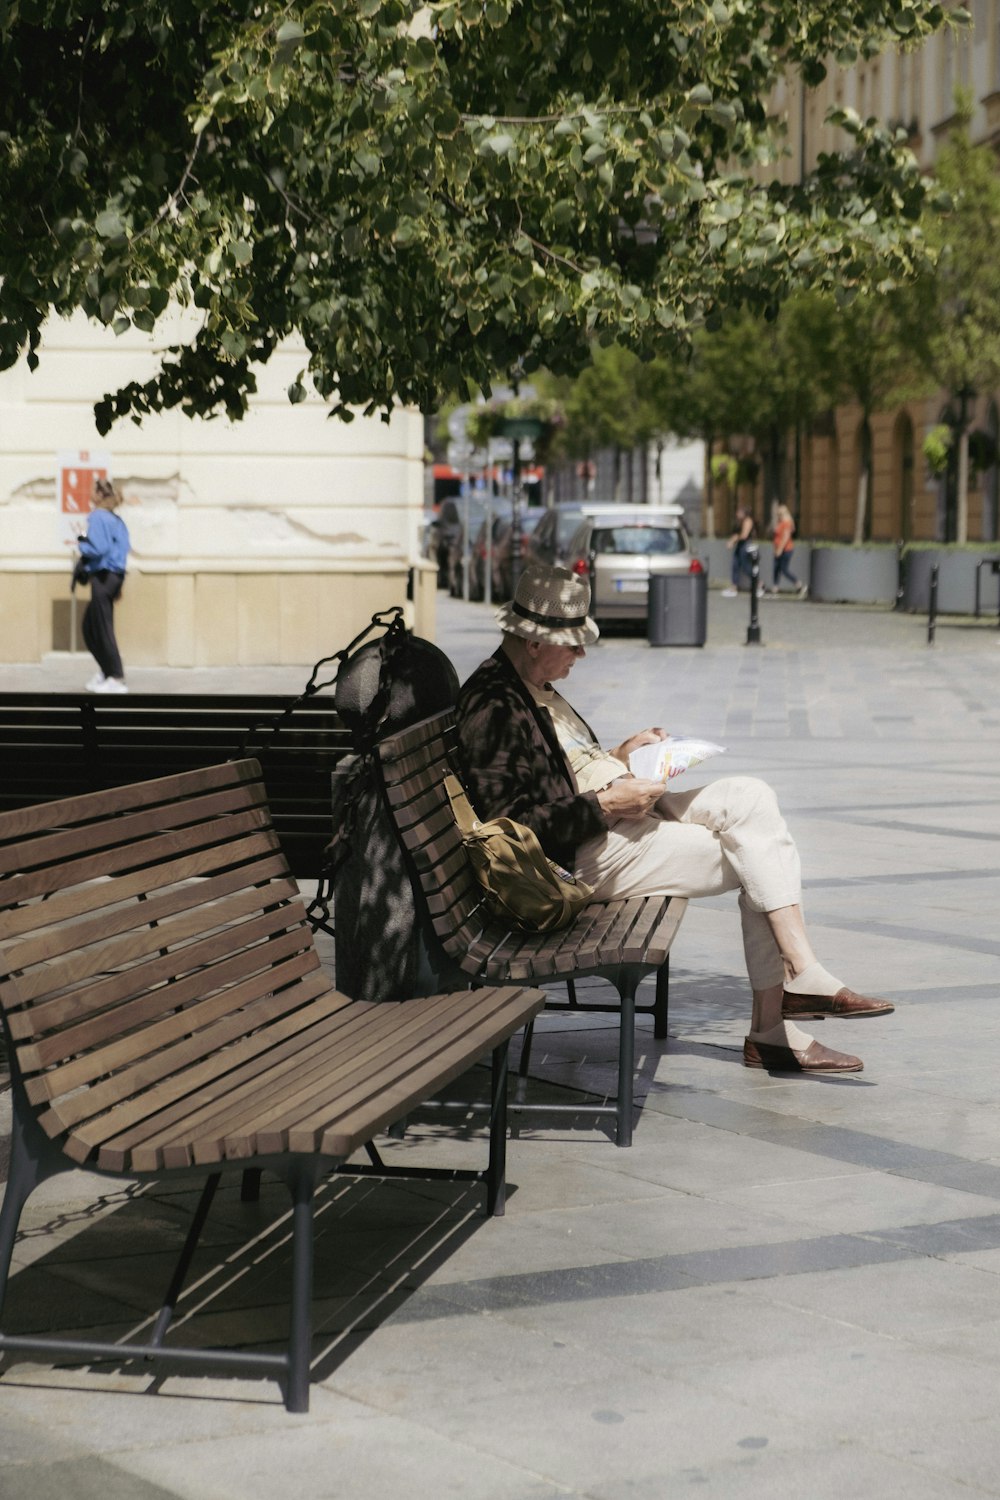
[0,759,346,1171]
[0,693,351,878]
[378,711,502,977]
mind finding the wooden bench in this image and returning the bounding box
[0,692,351,881]
[0,759,544,1411]
[377,712,688,1148]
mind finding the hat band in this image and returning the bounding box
[512,601,589,629]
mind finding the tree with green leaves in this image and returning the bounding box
[1,0,955,434]
[898,108,1000,542]
[781,288,918,540]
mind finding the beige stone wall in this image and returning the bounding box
[2,559,438,667]
[0,312,432,662]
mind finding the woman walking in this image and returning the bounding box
[770,503,805,595]
[76,478,130,693]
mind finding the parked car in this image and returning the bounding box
[449,501,512,599]
[565,505,700,624]
[425,496,485,589]
[493,506,546,601]
[526,501,586,569]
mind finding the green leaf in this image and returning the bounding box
[276,20,305,45]
[95,210,125,239]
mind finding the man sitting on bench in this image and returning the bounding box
[455,562,894,1076]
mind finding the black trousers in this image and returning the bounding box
[82,570,125,679]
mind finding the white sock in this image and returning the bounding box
[749,1020,813,1048]
[783,961,844,998]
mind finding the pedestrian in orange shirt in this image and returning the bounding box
[769,503,806,595]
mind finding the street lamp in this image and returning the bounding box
[495,415,545,589]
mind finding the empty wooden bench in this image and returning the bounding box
[378,711,688,1147]
[0,691,352,880]
[0,759,544,1411]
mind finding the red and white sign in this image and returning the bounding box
[57,449,112,548]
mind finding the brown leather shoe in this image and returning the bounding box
[782,986,894,1020]
[743,1036,863,1073]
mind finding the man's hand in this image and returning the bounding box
[610,728,667,764]
[596,777,665,819]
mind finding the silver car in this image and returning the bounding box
[565,505,700,623]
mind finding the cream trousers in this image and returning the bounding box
[573,776,802,990]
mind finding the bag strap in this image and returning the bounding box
[444,773,479,836]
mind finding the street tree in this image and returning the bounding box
[899,108,1000,542]
[1,0,956,432]
[782,287,919,540]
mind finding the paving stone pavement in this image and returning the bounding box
[1,590,1000,1499]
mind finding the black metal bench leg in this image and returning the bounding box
[615,971,639,1149]
[240,1168,263,1202]
[149,1173,222,1348]
[654,956,670,1041]
[486,1042,510,1217]
[286,1165,317,1414]
[0,1076,69,1325]
[517,1020,535,1079]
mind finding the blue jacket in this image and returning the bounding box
[78,508,129,574]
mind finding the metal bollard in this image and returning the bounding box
[746,546,762,645]
[927,562,939,646]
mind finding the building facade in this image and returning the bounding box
[1,312,435,667]
[730,1,1000,542]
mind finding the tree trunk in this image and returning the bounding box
[852,464,869,545]
[956,426,969,545]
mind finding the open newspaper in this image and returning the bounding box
[628,735,726,782]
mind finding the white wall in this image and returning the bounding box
[0,310,425,571]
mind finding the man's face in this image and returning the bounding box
[527,639,585,685]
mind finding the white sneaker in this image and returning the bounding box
[93,677,128,693]
[721,588,737,598]
[85,672,106,692]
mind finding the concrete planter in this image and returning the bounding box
[697,536,812,588]
[901,548,1000,615]
[808,546,899,605]
[695,538,733,584]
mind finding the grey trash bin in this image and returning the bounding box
[647,569,708,647]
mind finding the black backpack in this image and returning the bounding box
[323,610,460,1003]
[239,607,460,1002]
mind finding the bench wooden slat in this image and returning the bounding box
[0,804,273,910]
[67,989,350,1168]
[623,898,688,966]
[0,783,271,881]
[312,985,544,1159]
[42,969,337,1140]
[0,757,260,841]
[0,830,282,943]
[17,927,320,1074]
[23,946,322,1104]
[9,893,311,1023]
[213,989,493,1159]
[13,870,301,988]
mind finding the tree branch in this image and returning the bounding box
[132,130,205,242]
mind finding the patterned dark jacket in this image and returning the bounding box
[456,647,607,870]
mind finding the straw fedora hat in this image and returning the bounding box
[496,562,600,647]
